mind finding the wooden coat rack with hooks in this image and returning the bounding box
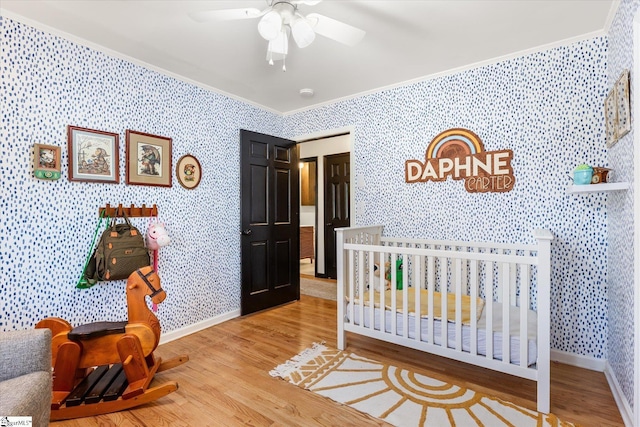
[98,203,158,218]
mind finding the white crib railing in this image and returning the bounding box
[336,225,553,413]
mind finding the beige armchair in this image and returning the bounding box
[0,329,52,427]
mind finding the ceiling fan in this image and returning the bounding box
[189,0,366,71]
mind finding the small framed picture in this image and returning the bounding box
[605,88,618,148]
[126,130,172,187]
[68,126,119,183]
[615,69,631,139]
[176,154,202,189]
[34,144,61,180]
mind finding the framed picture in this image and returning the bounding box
[67,126,119,183]
[34,143,61,180]
[126,130,172,187]
[176,154,202,189]
[605,88,618,148]
[615,69,631,139]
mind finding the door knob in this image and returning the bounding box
[241,229,252,236]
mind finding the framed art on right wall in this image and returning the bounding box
[615,69,631,139]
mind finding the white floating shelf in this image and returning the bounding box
[568,182,631,193]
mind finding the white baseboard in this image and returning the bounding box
[159,309,241,345]
[550,350,632,426]
[604,362,633,427]
[550,349,606,372]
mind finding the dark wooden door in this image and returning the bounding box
[240,130,299,315]
[324,152,350,279]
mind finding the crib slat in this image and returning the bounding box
[401,253,408,339]
[440,256,448,348]
[379,251,386,333]
[450,249,457,295]
[368,251,375,331]
[486,261,494,360]
[358,250,365,328]
[427,255,435,345]
[462,247,469,295]
[502,263,510,364]
[455,258,462,351]
[391,253,398,335]
[348,249,355,327]
[510,256,517,306]
[496,252,503,303]
[520,264,529,367]
[419,254,425,291]
[414,255,421,342]
[470,259,478,356]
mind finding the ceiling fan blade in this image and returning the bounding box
[189,8,263,23]
[291,0,323,5]
[305,13,365,47]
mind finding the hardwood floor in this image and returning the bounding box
[50,295,624,426]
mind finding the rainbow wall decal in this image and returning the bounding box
[406,128,515,193]
[425,128,484,159]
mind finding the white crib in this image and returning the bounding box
[336,225,553,413]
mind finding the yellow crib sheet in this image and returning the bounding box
[354,289,485,325]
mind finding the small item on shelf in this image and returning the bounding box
[572,164,593,185]
[591,167,612,184]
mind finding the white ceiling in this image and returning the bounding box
[1,0,616,114]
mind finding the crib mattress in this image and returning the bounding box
[346,301,538,366]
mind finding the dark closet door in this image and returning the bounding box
[240,130,299,315]
[323,152,350,279]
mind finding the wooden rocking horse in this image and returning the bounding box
[36,266,188,420]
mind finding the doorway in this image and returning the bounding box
[297,132,353,279]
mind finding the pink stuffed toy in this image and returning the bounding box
[146,222,170,250]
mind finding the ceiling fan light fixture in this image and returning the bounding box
[258,10,282,41]
[267,28,289,56]
[192,0,366,71]
[291,15,315,48]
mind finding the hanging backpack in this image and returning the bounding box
[84,212,150,285]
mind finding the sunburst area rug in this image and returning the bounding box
[269,343,576,427]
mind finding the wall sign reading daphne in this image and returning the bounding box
[405,128,515,193]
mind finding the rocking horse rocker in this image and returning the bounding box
[36,266,188,421]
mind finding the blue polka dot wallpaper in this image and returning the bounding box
[605,0,638,410]
[0,3,634,406]
[285,38,610,359]
[1,16,282,332]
